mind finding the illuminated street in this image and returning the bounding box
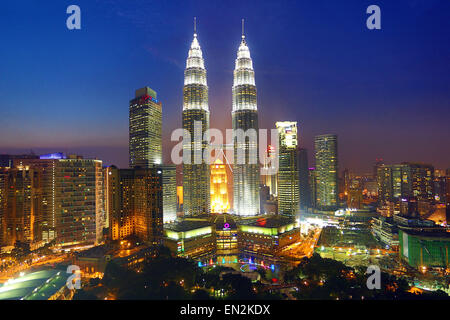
[279,227,322,260]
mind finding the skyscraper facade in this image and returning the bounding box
[309,167,317,208]
[262,145,277,196]
[182,29,210,216]
[106,166,163,244]
[232,28,260,216]
[377,163,435,204]
[314,134,338,210]
[14,154,104,246]
[0,166,43,249]
[161,164,177,223]
[298,148,311,209]
[210,159,230,213]
[129,87,162,168]
[276,121,299,216]
[0,169,6,247]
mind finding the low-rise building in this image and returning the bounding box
[164,220,215,259]
[399,229,450,270]
[371,216,399,249]
[238,215,299,257]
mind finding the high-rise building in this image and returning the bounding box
[182,25,210,216]
[373,158,384,180]
[446,169,450,223]
[0,154,39,168]
[314,134,338,210]
[309,167,317,208]
[408,163,434,202]
[106,166,163,244]
[210,159,230,213]
[13,154,104,247]
[129,87,162,168]
[232,24,260,216]
[377,163,435,204]
[262,145,277,196]
[161,165,177,223]
[298,148,310,210]
[0,169,6,247]
[0,166,44,249]
[276,121,299,216]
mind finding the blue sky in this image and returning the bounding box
[0,0,449,172]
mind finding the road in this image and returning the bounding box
[279,228,322,260]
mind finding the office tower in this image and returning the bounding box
[347,179,363,209]
[276,121,299,216]
[408,163,435,202]
[182,24,210,216]
[177,186,183,212]
[434,175,447,203]
[104,166,126,240]
[0,154,39,168]
[53,156,104,246]
[101,167,110,230]
[373,158,384,180]
[314,134,338,210]
[106,167,135,240]
[210,159,230,213]
[378,163,435,204]
[232,23,260,216]
[161,164,177,223]
[298,148,311,209]
[106,166,163,244]
[377,164,408,203]
[14,154,104,246]
[0,166,43,249]
[262,145,278,196]
[0,169,6,246]
[129,87,162,168]
[128,168,163,244]
[446,169,450,223]
[309,168,317,208]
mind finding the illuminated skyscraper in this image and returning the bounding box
[262,145,277,196]
[161,165,177,223]
[0,166,43,248]
[232,21,260,216]
[309,167,317,208]
[276,121,299,216]
[0,169,5,246]
[129,87,162,168]
[15,154,104,246]
[314,134,338,210]
[182,21,210,216]
[211,159,230,213]
[377,163,435,204]
[105,166,163,244]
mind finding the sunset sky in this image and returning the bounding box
[0,0,449,173]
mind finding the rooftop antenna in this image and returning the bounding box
[194,17,197,35]
[241,18,245,39]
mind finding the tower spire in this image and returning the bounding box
[241,18,245,39]
[194,17,197,35]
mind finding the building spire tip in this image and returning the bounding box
[194,17,197,35]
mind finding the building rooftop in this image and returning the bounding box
[0,267,67,300]
[239,215,296,228]
[400,228,450,240]
[164,219,211,232]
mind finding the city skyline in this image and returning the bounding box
[1,1,449,173]
[0,1,449,304]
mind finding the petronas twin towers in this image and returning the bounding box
[182,20,260,217]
